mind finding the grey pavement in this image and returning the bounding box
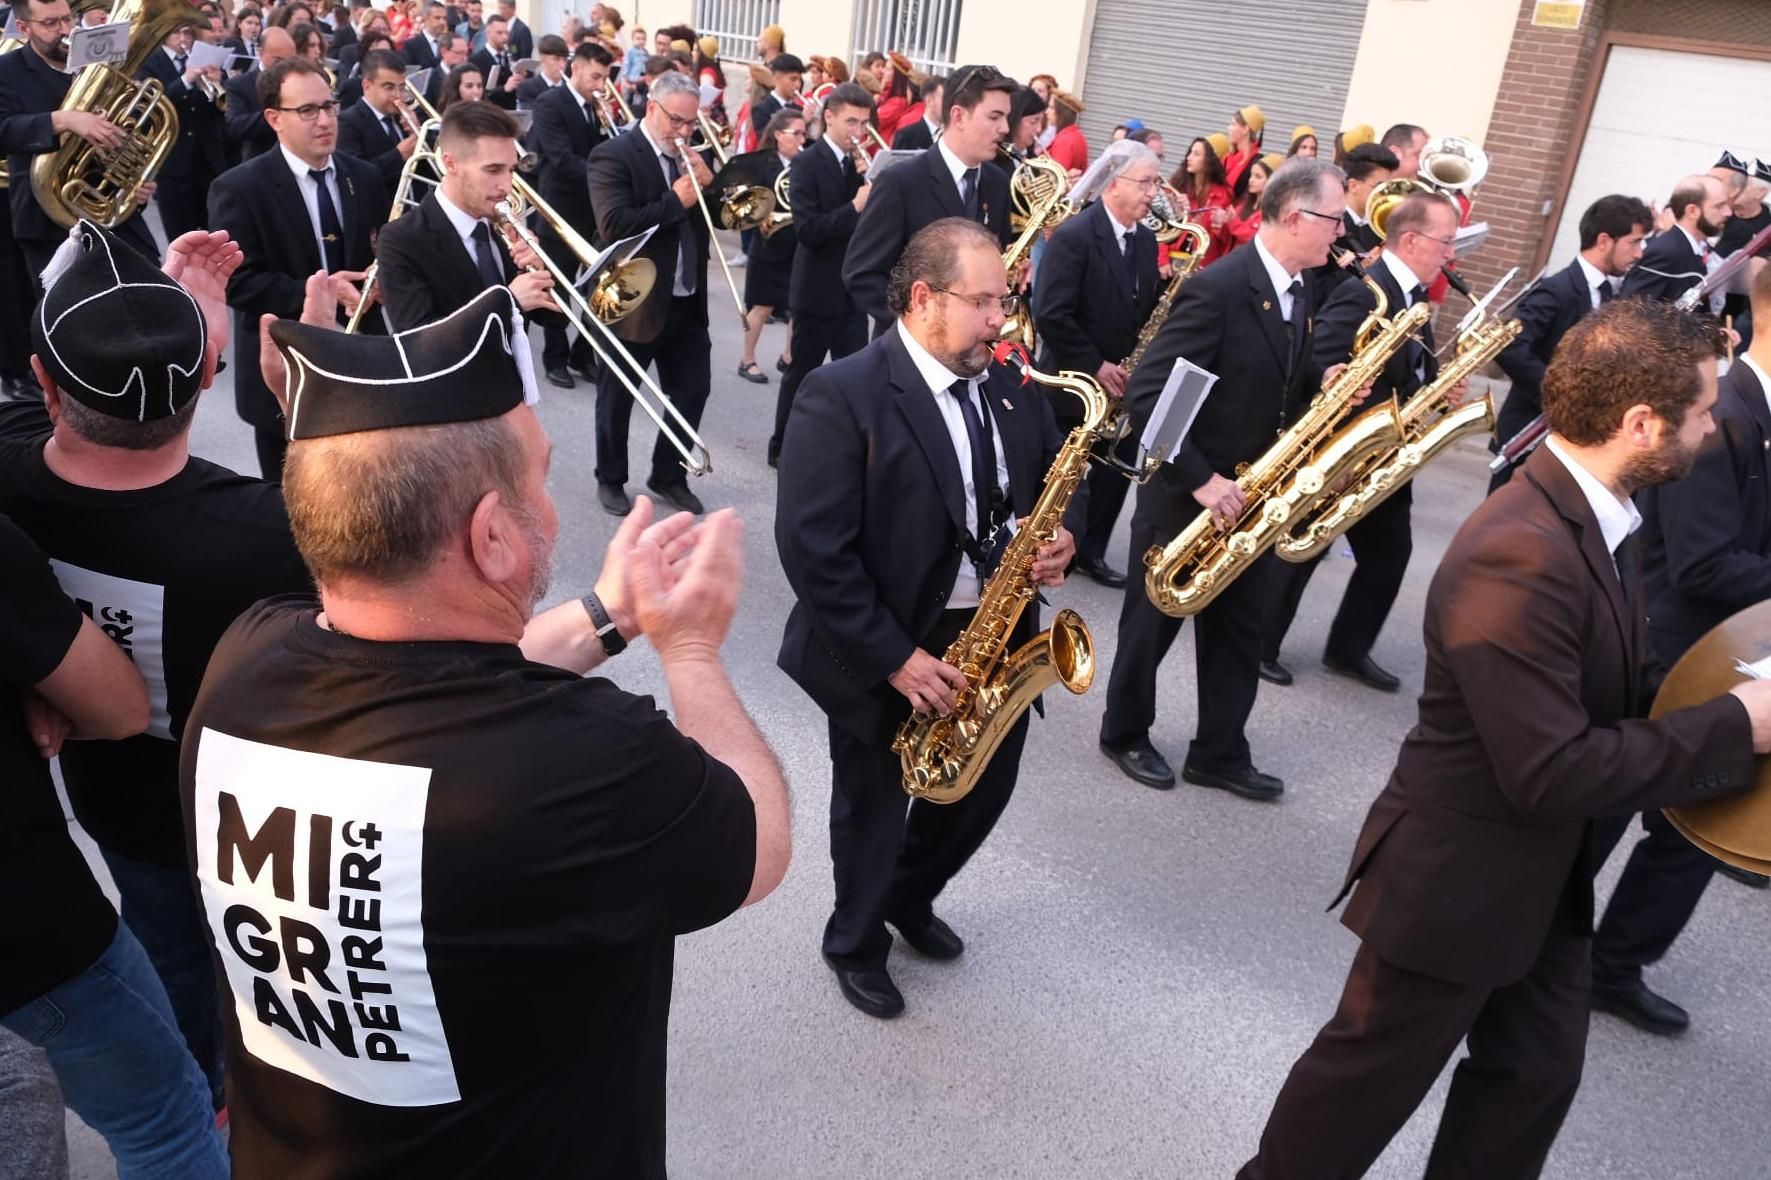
[59,243,1770,1179]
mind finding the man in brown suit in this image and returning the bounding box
[1238,297,1771,1180]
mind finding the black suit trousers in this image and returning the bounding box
[1589,809,1718,990]
[538,226,597,373]
[1263,483,1413,664]
[593,295,710,487]
[1101,517,1270,773]
[770,310,868,460]
[0,198,33,382]
[1053,401,1134,566]
[824,609,1029,972]
[155,164,220,241]
[1238,931,1589,1180]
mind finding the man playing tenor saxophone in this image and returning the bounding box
[775,217,1081,1020]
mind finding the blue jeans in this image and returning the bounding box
[2,923,228,1180]
[100,849,225,1107]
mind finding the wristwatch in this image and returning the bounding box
[580,591,627,658]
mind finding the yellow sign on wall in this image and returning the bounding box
[1531,1,1586,29]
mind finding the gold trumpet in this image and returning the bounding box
[674,135,751,327]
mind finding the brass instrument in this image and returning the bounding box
[1122,219,1211,378]
[894,350,1119,803]
[495,200,710,475]
[758,167,792,239]
[1142,182,1199,247]
[863,123,888,153]
[32,0,199,228]
[674,136,750,326]
[998,154,1075,349]
[715,177,776,232]
[1364,177,1434,241]
[1143,277,1429,617]
[602,78,635,130]
[693,110,732,166]
[346,116,444,334]
[1419,134,1488,197]
[0,33,22,189]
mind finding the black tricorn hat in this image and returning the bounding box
[31,220,207,422]
[270,287,539,441]
[1715,150,1750,175]
[1754,159,1771,184]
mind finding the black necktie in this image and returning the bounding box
[382,114,400,142]
[497,52,509,75]
[961,166,979,219]
[307,168,344,272]
[949,379,997,547]
[175,52,188,74]
[661,153,695,294]
[470,221,504,289]
[1410,283,1428,306]
[1598,281,1614,304]
[1284,278,1304,370]
[1122,230,1138,297]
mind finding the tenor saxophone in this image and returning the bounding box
[1123,221,1210,378]
[1276,312,1523,563]
[1142,278,1429,618]
[892,348,1119,804]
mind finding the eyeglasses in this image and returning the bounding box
[931,287,1019,316]
[24,14,76,28]
[778,128,807,137]
[1119,176,1161,191]
[1296,208,1343,226]
[275,100,342,121]
[655,109,697,129]
[1409,230,1458,249]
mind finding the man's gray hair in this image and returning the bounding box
[648,69,698,105]
[1071,139,1160,206]
[1260,157,1346,222]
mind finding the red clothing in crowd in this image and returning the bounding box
[1226,205,1263,249]
[1181,182,1235,266]
[1222,146,1258,194]
[1427,190,1474,303]
[1046,124,1089,173]
[875,91,912,143]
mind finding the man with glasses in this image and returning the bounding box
[1032,138,1163,588]
[0,0,160,287]
[843,63,1018,336]
[586,69,715,518]
[337,47,417,188]
[1263,190,1464,694]
[1100,157,1348,801]
[208,56,389,477]
[776,216,1080,1019]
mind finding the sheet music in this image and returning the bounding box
[571,226,657,291]
[484,63,501,92]
[186,40,232,72]
[866,149,923,182]
[1140,358,1218,468]
[67,22,131,70]
[406,66,433,96]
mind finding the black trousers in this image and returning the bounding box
[1263,483,1413,665]
[538,228,597,373]
[824,609,1029,972]
[1100,516,1270,773]
[1053,401,1135,567]
[771,310,867,461]
[593,295,711,488]
[1239,931,1589,1179]
[154,165,219,241]
[1590,809,1718,990]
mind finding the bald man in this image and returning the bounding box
[224,26,294,163]
[1623,174,1732,305]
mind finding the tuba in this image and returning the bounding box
[1419,135,1488,197]
[32,0,200,228]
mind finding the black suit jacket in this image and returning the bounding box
[1310,210,1380,304]
[401,32,441,70]
[1122,240,1322,532]
[516,72,563,108]
[775,326,1081,743]
[1032,200,1159,377]
[750,92,800,137]
[786,138,864,315]
[336,99,407,189]
[1313,253,1438,406]
[527,84,607,236]
[137,49,228,181]
[1638,360,1771,658]
[374,190,515,331]
[1621,226,1706,304]
[506,18,533,60]
[329,23,356,56]
[1493,258,1596,443]
[223,67,276,162]
[891,118,935,151]
[1330,446,1752,989]
[208,150,388,427]
[221,36,256,72]
[587,128,710,343]
[842,146,1013,327]
[469,47,520,110]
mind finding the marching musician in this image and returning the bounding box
[1490,194,1653,491]
[1716,157,1770,349]
[767,81,874,468]
[0,0,160,284]
[139,25,229,240]
[469,14,525,111]
[736,109,804,384]
[750,52,805,139]
[842,64,1018,333]
[182,285,789,1177]
[1262,191,1461,693]
[890,73,941,151]
[586,70,714,518]
[1030,139,1162,589]
[1239,298,1769,1180]
[208,56,389,478]
[1099,158,1344,799]
[515,32,570,106]
[400,1,449,71]
[776,217,1078,1019]
[1379,122,1427,180]
[335,47,418,189]
[1589,266,1771,1036]
[494,0,533,60]
[223,26,295,164]
[1623,173,1733,305]
[528,40,615,388]
[1310,141,1394,301]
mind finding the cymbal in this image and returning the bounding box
[1649,599,1771,873]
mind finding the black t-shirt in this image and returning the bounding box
[0,402,310,866]
[0,514,119,1015]
[180,598,757,1178]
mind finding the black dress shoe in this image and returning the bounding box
[646,479,705,515]
[596,483,633,516]
[826,960,905,1019]
[1100,737,1175,789]
[889,914,964,960]
[1259,658,1294,687]
[1717,863,1771,888]
[1592,979,1689,1035]
[544,366,576,390]
[1322,652,1400,693]
[1182,762,1284,801]
[571,360,599,383]
[776,355,791,373]
[1072,555,1127,588]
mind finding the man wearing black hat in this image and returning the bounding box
[181,285,790,1178]
[750,52,803,138]
[209,55,389,479]
[1623,172,1732,306]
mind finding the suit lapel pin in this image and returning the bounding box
[1001,397,1012,412]
[1262,300,1272,312]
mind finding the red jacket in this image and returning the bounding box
[1222,146,1259,194]
[1047,124,1089,173]
[1227,205,1262,249]
[1180,182,1235,266]
[875,92,912,144]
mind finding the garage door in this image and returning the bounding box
[1547,45,1771,266]
[1077,0,1365,168]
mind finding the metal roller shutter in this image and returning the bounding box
[1077,0,1367,168]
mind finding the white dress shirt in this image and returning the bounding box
[1543,435,1643,575]
[433,187,500,275]
[936,137,974,195]
[1380,250,1428,380]
[1575,254,1614,311]
[1739,354,1771,419]
[280,145,345,271]
[1252,234,1303,321]
[897,321,1012,609]
[640,120,695,296]
[1103,204,1135,253]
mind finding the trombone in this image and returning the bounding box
[601,78,636,131]
[345,117,444,334]
[674,135,750,328]
[495,200,710,476]
[692,110,732,166]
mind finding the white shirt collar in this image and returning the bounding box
[433,187,485,242]
[1575,253,1611,297]
[935,136,972,189]
[897,320,970,399]
[924,112,941,134]
[1251,234,1302,305]
[280,143,333,181]
[777,151,793,171]
[1102,203,1135,243]
[1739,354,1771,415]
[1379,249,1425,301]
[822,134,846,164]
[1676,223,1708,256]
[1347,206,1368,227]
[1543,436,1643,557]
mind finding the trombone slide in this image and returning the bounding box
[673,136,751,328]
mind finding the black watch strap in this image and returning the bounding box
[580,591,627,657]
